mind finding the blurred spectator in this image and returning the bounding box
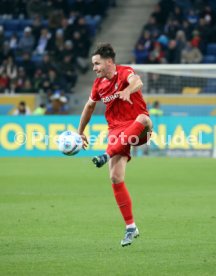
[133,30,153,63]
[73,16,90,40]
[18,27,35,54]
[68,10,79,25]
[41,68,63,94]
[32,69,43,91]
[198,16,215,44]
[62,40,75,60]
[9,34,19,51]
[33,103,46,115]
[157,34,169,47]
[14,0,28,18]
[46,92,69,114]
[200,5,216,26]
[21,52,35,79]
[27,0,46,18]
[6,56,18,83]
[16,67,27,92]
[187,9,199,26]
[166,40,180,63]
[172,6,184,24]
[191,30,201,48]
[0,0,113,98]
[0,57,17,93]
[138,30,152,49]
[39,53,56,74]
[175,30,187,57]
[73,31,90,72]
[144,16,159,33]
[132,43,149,64]
[52,0,68,15]
[164,19,180,39]
[181,41,203,63]
[0,41,14,62]
[60,55,78,89]
[53,29,64,53]
[43,1,55,19]
[54,31,66,63]
[55,28,64,44]
[22,79,34,92]
[181,20,193,40]
[148,42,165,64]
[31,15,44,45]
[0,68,9,93]
[134,0,216,65]
[151,4,167,26]
[0,26,5,53]
[158,0,174,23]
[35,28,52,55]
[48,10,63,32]
[13,101,31,115]
[60,17,74,41]
[9,79,17,94]
[149,101,164,116]
[72,0,87,15]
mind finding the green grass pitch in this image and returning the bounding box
[0,157,216,276]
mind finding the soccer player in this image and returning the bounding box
[78,43,152,247]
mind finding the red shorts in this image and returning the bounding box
[107,120,151,161]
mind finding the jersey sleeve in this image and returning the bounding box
[121,66,136,83]
[89,80,101,102]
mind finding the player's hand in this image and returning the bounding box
[116,90,133,104]
[80,133,89,150]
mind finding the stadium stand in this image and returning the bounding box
[0,0,114,98]
[133,0,216,65]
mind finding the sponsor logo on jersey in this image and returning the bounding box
[101,93,120,103]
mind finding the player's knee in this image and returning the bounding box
[136,114,151,128]
[110,172,124,184]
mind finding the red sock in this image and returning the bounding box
[107,121,145,157]
[112,182,134,225]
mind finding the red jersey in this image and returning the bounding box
[90,65,149,129]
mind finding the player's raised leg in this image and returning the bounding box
[136,114,153,144]
[107,114,152,157]
[109,155,139,246]
[92,114,152,168]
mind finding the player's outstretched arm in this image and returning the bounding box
[116,75,143,104]
[78,99,96,149]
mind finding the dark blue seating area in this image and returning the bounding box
[204,79,216,93]
[134,0,216,65]
[206,43,216,55]
[202,43,216,63]
[0,16,100,39]
[202,55,216,64]
[0,0,114,95]
[0,19,34,30]
[1,19,46,39]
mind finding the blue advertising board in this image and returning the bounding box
[0,116,215,157]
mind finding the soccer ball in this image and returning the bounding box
[58,131,82,156]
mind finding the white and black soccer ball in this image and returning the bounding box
[58,131,82,156]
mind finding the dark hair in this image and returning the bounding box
[92,43,116,60]
[19,101,26,106]
[153,101,160,108]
